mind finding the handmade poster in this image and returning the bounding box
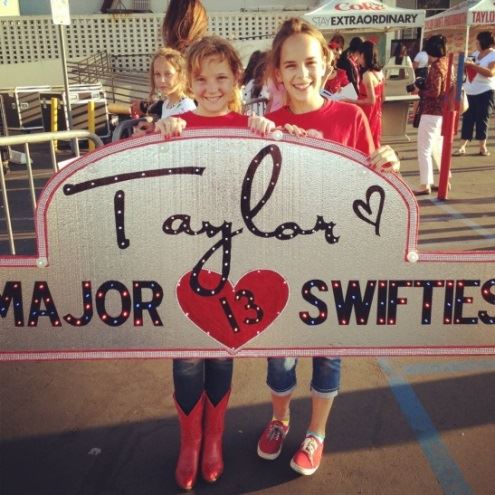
[1,129,494,360]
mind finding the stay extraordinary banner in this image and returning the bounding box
[304,0,425,30]
[1,129,494,360]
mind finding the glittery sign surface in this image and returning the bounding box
[1,129,494,360]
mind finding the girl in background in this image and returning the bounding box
[243,51,269,102]
[156,36,248,491]
[249,17,375,477]
[336,36,363,94]
[131,0,207,124]
[351,40,384,148]
[385,42,413,79]
[243,51,270,115]
[242,50,264,91]
[149,48,196,119]
[133,48,195,135]
[329,33,344,56]
[324,40,349,95]
[392,42,412,67]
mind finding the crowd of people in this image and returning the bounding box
[407,31,494,195]
[125,0,493,490]
[135,20,389,148]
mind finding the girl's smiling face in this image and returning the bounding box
[153,57,181,99]
[191,56,237,116]
[276,33,326,113]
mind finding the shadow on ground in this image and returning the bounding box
[1,371,494,495]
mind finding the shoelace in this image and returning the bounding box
[301,436,319,457]
[268,423,285,441]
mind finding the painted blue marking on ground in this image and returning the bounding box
[378,358,474,495]
[401,360,495,377]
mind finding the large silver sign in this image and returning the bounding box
[1,129,494,360]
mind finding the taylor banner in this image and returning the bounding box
[1,129,494,360]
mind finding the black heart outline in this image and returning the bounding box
[352,185,385,236]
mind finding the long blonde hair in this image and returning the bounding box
[148,47,189,101]
[186,36,244,113]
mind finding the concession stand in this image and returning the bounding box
[425,0,495,54]
[304,0,426,143]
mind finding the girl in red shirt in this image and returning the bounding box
[156,36,248,138]
[250,19,375,156]
[350,40,385,149]
[324,40,350,95]
[249,17,375,478]
[156,36,247,491]
[249,17,398,477]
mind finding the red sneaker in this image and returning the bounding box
[257,419,289,460]
[290,435,324,475]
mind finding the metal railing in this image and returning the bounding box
[67,52,113,85]
[67,52,149,105]
[243,97,268,116]
[0,130,103,255]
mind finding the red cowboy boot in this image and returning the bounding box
[174,394,205,491]
[201,389,231,483]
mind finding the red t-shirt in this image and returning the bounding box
[324,68,350,94]
[267,99,375,156]
[181,111,249,128]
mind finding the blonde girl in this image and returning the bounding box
[157,36,247,138]
[132,48,195,136]
[156,36,248,491]
[149,47,196,118]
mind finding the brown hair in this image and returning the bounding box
[477,31,495,50]
[148,47,188,101]
[425,35,446,58]
[330,34,345,50]
[186,36,244,112]
[269,17,330,77]
[161,0,208,52]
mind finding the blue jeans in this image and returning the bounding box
[173,358,233,414]
[267,357,341,399]
[461,90,495,141]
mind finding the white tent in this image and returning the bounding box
[425,0,495,53]
[425,0,495,31]
[304,0,425,32]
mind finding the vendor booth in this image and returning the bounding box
[304,0,426,143]
[425,0,495,54]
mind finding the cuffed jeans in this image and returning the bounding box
[418,114,443,186]
[267,357,341,399]
[461,90,495,141]
[173,358,233,414]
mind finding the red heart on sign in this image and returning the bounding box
[176,270,289,351]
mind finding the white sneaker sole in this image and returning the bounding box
[257,443,282,460]
[290,457,318,475]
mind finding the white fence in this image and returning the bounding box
[0,12,303,71]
